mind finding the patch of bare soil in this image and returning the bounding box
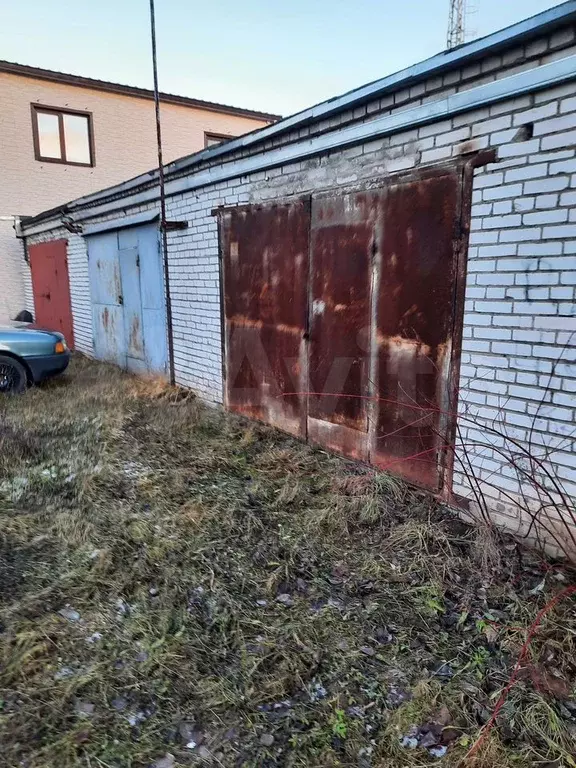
[0,356,575,768]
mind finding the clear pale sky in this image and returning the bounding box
[0,0,562,116]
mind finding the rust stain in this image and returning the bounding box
[222,200,310,438]
[129,314,143,354]
[220,167,463,494]
[374,170,460,491]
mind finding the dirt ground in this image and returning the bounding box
[1,356,575,768]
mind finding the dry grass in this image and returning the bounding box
[0,356,575,768]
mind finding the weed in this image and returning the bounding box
[0,357,574,767]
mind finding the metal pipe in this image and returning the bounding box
[149,0,176,385]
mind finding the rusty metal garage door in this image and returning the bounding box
[218,164,467,494]
[372,168,462,490]
[308,190,380,462]
[219,200,310,438]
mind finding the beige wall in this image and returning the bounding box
[0,71,271,320]
[0,72,270,216]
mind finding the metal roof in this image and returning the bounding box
[21,0,576,227]
[0,59,281,122]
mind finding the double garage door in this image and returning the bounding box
[86,221,168,376]
[218,164,471,494]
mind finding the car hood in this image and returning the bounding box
[0,322,64,341]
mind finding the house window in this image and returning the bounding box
[31,105,94,166]
[205,131,235,148]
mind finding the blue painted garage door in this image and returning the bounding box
[87,221,168,376]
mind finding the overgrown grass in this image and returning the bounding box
[0,356,575,768]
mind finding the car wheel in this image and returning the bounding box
[0,355,28,395]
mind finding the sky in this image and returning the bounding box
[0,0,563,117]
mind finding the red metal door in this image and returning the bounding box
[29,239,75,349]
[308,191,379,461]
[372,168,461,490]
[218,165,466,495]
[220,201,310,437]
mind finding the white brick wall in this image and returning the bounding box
[454,82,576,554]
[0,221,26,322]
[21,27,576,553]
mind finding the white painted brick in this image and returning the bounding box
[535,82,576,103]
[497,139,540,158]
[505,164,548,182]
[474,172,504,189]
[517,242,563,256]
[515,272,558,287]
[482,214,522,230]
[535,193,559,209]
[531,149,575,164]
[499,227,542,242]
[483,183,523,201]
[549,158,576,174]
[472,115,512,136]
[469,231,499,245]
[489,128,520,146]
[513,301,558,315]
[434,126,470,146]
[492,201,512,214]
[472,203,492,216]
[550,286,574,300]
[560,96,576,114]
[534,114,576,136]
[541,130,576,150]
[512,102,558,126]
[453,108,490,128]
[523,209,568,225]
[475,300,513,313]
[418,119,452,138]
[525,177,570,194]
[490,95,531,116]
[512,197,535,212]
[476,272,515,285]
[420,146,453,163]
[477,244,517,258]
[542,224,576,239]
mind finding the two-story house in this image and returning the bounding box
[0,60,278,322]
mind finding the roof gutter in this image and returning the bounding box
[22,53,576,234]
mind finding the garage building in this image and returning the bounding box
[18,3,576,555]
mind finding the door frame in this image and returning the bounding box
[215,152,492,500]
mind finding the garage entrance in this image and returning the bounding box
[86,218,168,376]
[29,239,75,349]
[218,164,470,494]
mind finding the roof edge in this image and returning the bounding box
[0,60,281,122]
[19,1,576,227]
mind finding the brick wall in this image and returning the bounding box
[0,221,25,322]
[453,81,576,554]
[22,28,576,552]
[0,71,273,323]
